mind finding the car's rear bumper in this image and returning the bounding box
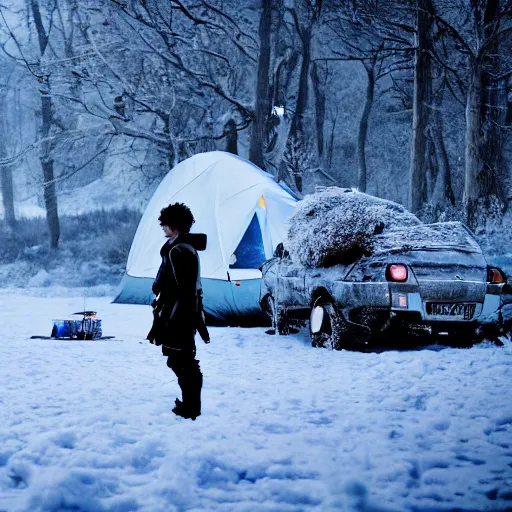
[387,291,500,324]
[334,282,510,340]
[343,306,505,341]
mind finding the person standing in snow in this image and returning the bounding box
[147,203,209,420]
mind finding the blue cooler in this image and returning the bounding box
[51,319,80,338]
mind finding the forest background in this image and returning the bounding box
[0,0,511,290]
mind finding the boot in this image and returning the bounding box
[180,365,202,418]
[172,401,199,420]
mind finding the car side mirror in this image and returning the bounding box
[273,243,290,259]
[274,242,285,258]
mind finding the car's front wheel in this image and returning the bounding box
[265,294,290,335]
[309,300,345,350]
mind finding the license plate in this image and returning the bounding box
[426,302,476,320]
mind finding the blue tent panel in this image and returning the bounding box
[112,273,267,326]
[230,213,266,269]
[113,273,154,305]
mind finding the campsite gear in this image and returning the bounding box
[50,311,102,340]
[113,151,298,324]
[31,335,115,341]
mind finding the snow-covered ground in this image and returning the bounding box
[1,290,511,512]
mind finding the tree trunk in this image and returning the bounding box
[291,29,312,140]
[286,28,313,193]
[249,0,272,170]
[41,90,60,249]
[327,110,337,173]
[464,58,484,228]
[0,112,16,229]
[31,0,60,248]
[0,167,16,229]
[424,135,436,200]
[479,0,507,206]
[409,0,434,213]
[311,61,326,160]
[224,119,238,155]
[430,102,455,208]
[162,116,177,172]
[269,52,299,180]
[357,61,376,193]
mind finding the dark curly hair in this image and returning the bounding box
[158,203,195,233]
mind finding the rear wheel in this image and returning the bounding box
[309,301,346,350]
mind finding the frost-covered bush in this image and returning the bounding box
[473,196,504,238]
[287,188,421,267]
[0,261,34,287]
[476,201,512,258]
[28,269,51,287]
[0,218,49,263]
[437,203,465,223]
[417,201,465,224]
[0,208,140,288]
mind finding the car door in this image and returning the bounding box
[275,257,307,310]
[260,257,279,303]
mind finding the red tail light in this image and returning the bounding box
[387,264,408,282]
[487,267,506,284]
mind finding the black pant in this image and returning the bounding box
[166,350,203,414]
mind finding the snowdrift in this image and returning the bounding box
[287,188,421,267]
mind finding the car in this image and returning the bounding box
[259,222,512,349]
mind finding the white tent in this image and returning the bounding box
[113,151,297,324]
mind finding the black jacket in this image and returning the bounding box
[148,233,207,351]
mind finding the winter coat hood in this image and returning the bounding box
[177,233,207,251]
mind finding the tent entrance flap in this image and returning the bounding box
[229,213,266,269]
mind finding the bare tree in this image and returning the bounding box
[430,0,512,226]
[0,1,63,247]
[32,1,61,247]
[249,0,272,169]
[428,81,456,210]
[465,0,512,226]
[0,126,16,230]
[0,60,17,229]
[409,0,435,213]
[311,59,327,163]
[264,14,300,179]
[322,0,415,192]
[97,0,257,168]
[280,0,324,193]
